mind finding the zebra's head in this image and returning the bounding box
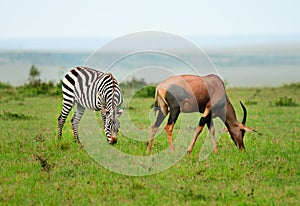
[104,109,124,144]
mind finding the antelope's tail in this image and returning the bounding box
[153,87,160,112]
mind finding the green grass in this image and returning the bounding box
[0,85,299,205]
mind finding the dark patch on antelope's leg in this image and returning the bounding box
[187,111,211,153]
[163,89,181,151]
[154,109,166,128]
[167,107,180,125]
[147,109,166,154]
[165,106,180,151]
[199,113,211,126]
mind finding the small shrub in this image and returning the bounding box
[134,86,156,98]
[0,82,12,89]
[34,154,54,173]
[119,77,151,97]
[28,65,40,83]
[18,81,58,96]
[8,65,62,97]
[245,100,258,105]
[56,80,63,95]
[274,96,298,107]
[282,82,300,89]
[60,142,71,151]
[0,111,34,120]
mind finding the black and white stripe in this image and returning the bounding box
[58,66,123,144]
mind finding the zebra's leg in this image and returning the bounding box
[100,106,107,129]
[71,103,85,144]
[58,101,74,140]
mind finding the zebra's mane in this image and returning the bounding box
[106,73,118,118]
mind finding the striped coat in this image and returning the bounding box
[58,66,123,144]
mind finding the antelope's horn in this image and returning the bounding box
[240,101,247,125]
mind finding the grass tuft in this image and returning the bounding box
[0,111,35,120]
[34,154,55,174]
[274,96,298,107]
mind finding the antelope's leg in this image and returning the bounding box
[207,120,217,152]
[187,125,205,153]
[187,108,211,153]
[165,106,180,151]
[147,109,166,154]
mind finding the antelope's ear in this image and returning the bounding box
[117,109,124,117]
[239,124,257,132]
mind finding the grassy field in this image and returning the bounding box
[0,83,299,205]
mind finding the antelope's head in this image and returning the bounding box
[227,102,257,150]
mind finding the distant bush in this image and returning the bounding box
[274,96,298,107]
[134,86,156,98]
[0,82,12,89]
[28,65,40,83]
[282,82,300,89]
[0,65,62,97]
[56,80,63,95]
[18,80,58,96]
[119,77,157,98]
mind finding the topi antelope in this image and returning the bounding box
[146,74,256,154]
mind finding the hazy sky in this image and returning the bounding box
[1,0,299,39]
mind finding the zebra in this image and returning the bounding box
[58,66,123,145]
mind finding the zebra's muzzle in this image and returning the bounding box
[107,136,117,144]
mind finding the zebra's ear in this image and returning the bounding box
[117,109,124,117]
